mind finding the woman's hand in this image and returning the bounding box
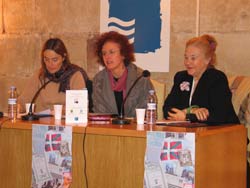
[191,107,209,121]
[167,108,186,121]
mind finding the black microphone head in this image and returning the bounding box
[142,70,151,77]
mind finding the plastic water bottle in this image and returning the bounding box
[146,90,157,124]
[8,86,18,121]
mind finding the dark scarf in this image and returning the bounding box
[44,63,88,93]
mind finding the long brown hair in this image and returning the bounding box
[39,38,71,83]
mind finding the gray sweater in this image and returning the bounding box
[92,63,153,117]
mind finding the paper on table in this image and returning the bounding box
[156,119,207,127]
[156,119,190,125]
[36,109,52,115]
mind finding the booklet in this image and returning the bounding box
[65,89,88,125]
[88,113,117,121]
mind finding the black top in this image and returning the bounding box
[113,77,124,116]
[163,68,240,125]
[114,91,123,115]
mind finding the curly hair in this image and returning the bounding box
[186,34,218,67]
[95,31,135,66]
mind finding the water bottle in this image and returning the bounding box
[8,86,18,121]
[146,89,157,124]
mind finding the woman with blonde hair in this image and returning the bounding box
[163,34,239,124]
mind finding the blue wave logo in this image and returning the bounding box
[108,17,135,44]
[108,0,162,53]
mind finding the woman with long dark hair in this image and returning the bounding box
[19,38,89,113]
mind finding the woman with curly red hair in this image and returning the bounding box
[92,31,153,117]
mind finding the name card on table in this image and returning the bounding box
[65,89,88,125]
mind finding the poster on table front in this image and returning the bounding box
[100,0,170,72]
[32,124,72,188]
[144,131,195,188]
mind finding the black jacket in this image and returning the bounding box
[163,68,240,125]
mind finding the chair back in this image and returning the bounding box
[151,79,166,120]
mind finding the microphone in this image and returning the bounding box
[21,79,53,121]
[112,70,151,125]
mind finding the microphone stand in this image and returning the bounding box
[112,75,144,125]
[21,79,52,121]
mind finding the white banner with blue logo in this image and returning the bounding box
[32,125,72,188]
[144,131,195,188]
[100,0,170,72]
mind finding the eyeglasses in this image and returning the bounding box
[101,49,119,57]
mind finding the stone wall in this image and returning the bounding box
[0,0,250,112]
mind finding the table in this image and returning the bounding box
[0,117,247,188]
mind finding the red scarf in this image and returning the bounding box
[108,69,128,99]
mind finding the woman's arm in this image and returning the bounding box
[163,72,190,119]
[206,74,237,124]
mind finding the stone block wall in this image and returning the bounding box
[0,0,100,111]
[0,0,250,113]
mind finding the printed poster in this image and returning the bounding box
[100,0,170,72]
[32,124,72,188]
[144,131,195,188]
